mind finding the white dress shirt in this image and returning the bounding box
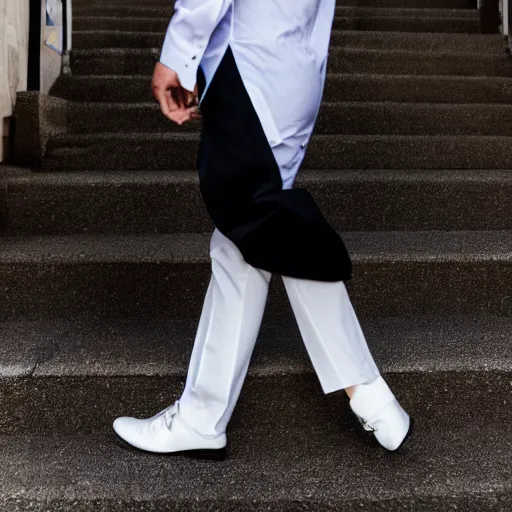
[160,0,336,188]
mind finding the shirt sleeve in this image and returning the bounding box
[160,0,233,92]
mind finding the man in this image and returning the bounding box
[113,0,412,460]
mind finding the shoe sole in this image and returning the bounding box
[391,416,414,453]
[113,431,228,462]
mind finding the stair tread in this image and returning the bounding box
[73,29,504,53]
[0,231,510,263]
[63,99,512,107]
[50,73,512,104]
[66,101,512,136]
[1,314,511,379]
[59,72,512,82]
[73,46,500,57]
[73,7,479,18]
[42,132,512,170]
[4,168,510,235]
[72,39,508,56]
[70,46,512,76]
[0,230,508,319]
[7,168,512,183]
[73,14,480,35]
[46,132,512,147]
[62,99,512,116]
[71,0,474,5]
[1,408,511,510]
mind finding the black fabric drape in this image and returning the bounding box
[197,47,352,282]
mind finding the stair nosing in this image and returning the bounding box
[0,231,510,265]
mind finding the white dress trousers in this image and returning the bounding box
[179,230,380,438]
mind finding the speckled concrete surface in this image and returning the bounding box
[0,311,512,435]
[0,318,52,377]
[4,169,512,235]
[331,29,502,52]
[57,101,512,137]
[324,73,512,103]
[72,0,476,7]
[51,100,512,137]
[0,314,510,380]
[0,231,510,320]
[70,46,512,78]
[49,73,512,105]
[0,384,511,510]
[72,12,480,35]
[72,5,477,18]
[72,29,504,52]
[39,132,512,171]
[338,0,476,6]
[13,93,67,167]
[335,16,480,33]
[333,48,512,77]
[0,169,7,232]
[54,70,512,105]
[72,5,377,18]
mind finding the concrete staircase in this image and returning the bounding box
[2,0,512,509]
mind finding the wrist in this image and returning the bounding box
[159,54,197,92]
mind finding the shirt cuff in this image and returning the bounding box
[159,30,202,92]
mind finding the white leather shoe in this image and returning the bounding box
[350,376,412,452]
[113,401,227,460]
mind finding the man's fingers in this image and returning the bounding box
[188,106,201,120]
[165,105,194,125]
[166,90,181,115]
[153,82,199,125]
[153,86,172,116]
[164,108,197,126]
[154,85,189,125]
[176,106,200,124]
[176,87,187,109]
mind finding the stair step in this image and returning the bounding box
[334,30,501,52]
[0,311,510,509]
[339,49,512,77]
[1,314,510,432]
[73,12,480,34]
[50,73,512,104]
[337,0,477,6]
[73,5,477,19]
[330,15,480,33]
[71,0,478,7]
[2,381,511,510]
[69,47,512,77]
[42,132,512,170]
[63,101,512,137]
[4,169,512,235]
[72,4,363,18]
[73,30,164,49]
[71,15,364,33]
[0,231,510,320]
[73,29,504,54]
[336,7,478,18]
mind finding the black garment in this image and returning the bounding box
[197,47,352,282]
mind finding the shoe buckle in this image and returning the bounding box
[163,402,179,429]
[358,416,377,432]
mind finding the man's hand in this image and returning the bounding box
[152,62,199,125]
